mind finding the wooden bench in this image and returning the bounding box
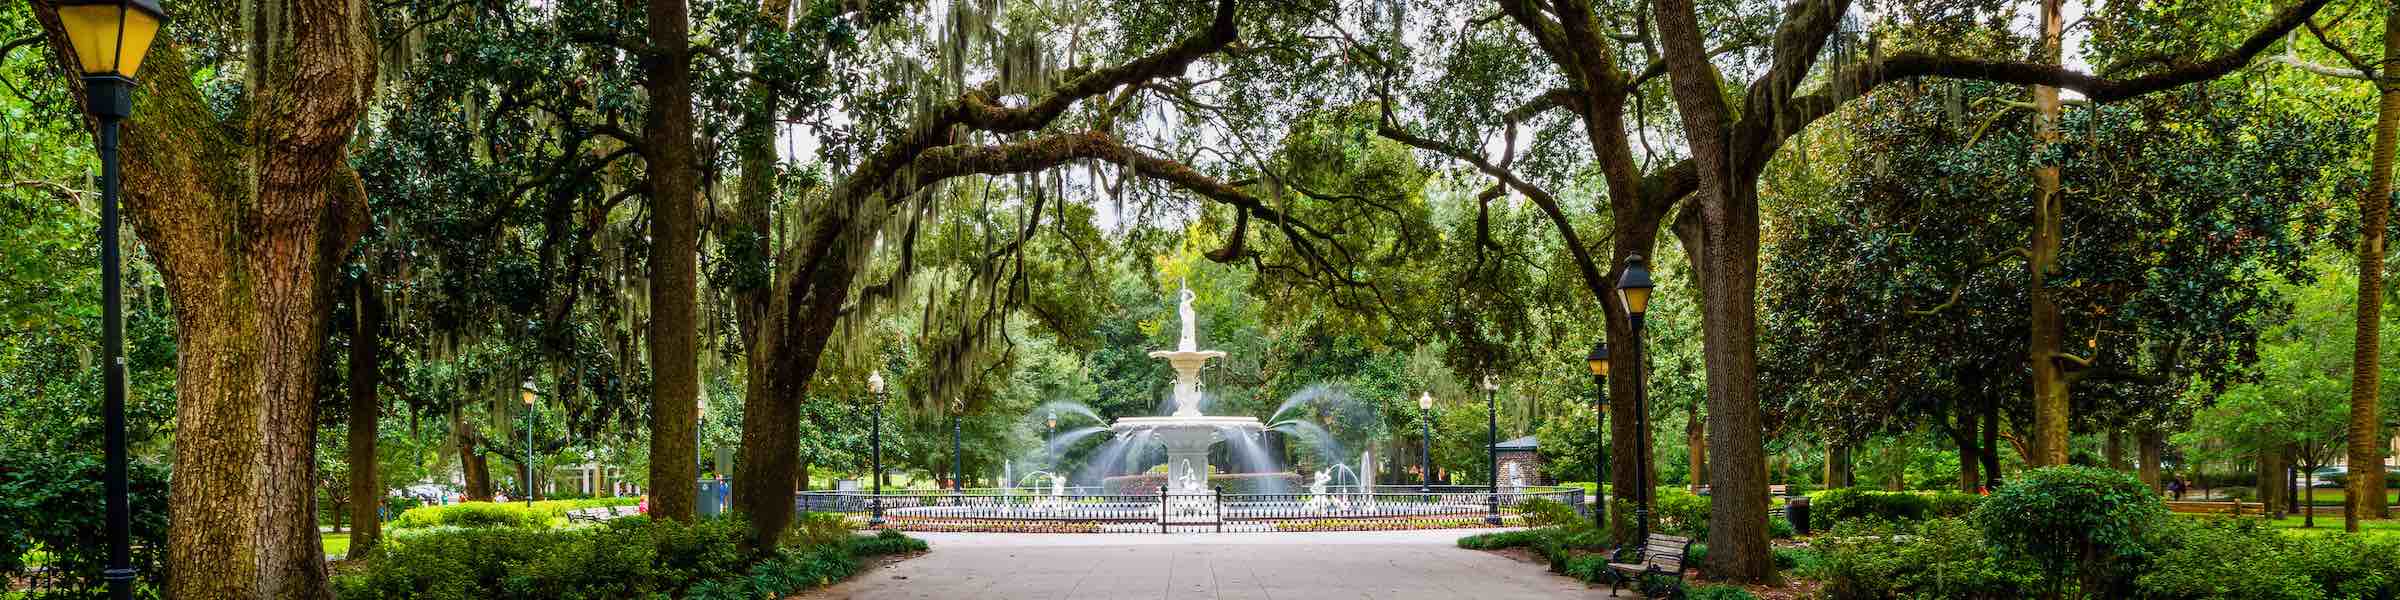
[2165,500,2253,516]
[1770,484,1789,497]
[566,504,640,523]
[1609,533,1694,597]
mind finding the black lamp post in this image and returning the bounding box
[1585,341,1610,532]
[1481,374,1501,526]
[60,2,164,596]
[520,383,537,507]
[1417,392,1434,493]
[867,371,886,527]
[950,400,963,493]
[1617,254,1656,545]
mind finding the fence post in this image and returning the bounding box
[1159,487,1168,533]
[1215,486,1224,533]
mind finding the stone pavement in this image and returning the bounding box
[796,530,1594,599]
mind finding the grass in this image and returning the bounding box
[2292,488,2400,506]
[2261,515,2400,538]
[322,531,351,559]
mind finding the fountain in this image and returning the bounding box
[793,282,1585,532]
[1106,281,1265,493]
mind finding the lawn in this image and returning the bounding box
[323,532,350,559]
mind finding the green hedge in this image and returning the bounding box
[389,498,640,530]
[0,445,171,597]
[1807,488,1982,529]
[335,516,926,600]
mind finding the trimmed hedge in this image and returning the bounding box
[389,498,640,530]
[334,516,926,600]
[1808,488,1982,529]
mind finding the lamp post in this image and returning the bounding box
[951,400,963,493]
[1617,254,1656,545]
[1481,374,1501,526]
[1585,342,1610,532]
[60,1,163,597]
[520,383,537,507]
[867,371,885,527]
[1417,392,1434,493]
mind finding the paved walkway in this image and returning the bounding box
[797,530,1592,599]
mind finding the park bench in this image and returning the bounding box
[1608,533,1694,597]
[2165,500,2253,516]
[566,504,640,523]
[1692,484,1789,497]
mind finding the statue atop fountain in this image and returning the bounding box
[1113,281,1260,500]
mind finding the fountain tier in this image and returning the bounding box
[1109,285,1263,493]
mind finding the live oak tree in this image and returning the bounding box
[29,0,379,596]
[1641,0,2332,580]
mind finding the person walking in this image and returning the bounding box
[2168,477,2187,500]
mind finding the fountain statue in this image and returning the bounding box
[1112,281,1263,496]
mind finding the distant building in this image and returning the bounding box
[1491,435,1546,486]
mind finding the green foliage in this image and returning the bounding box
[1513,497,1583,529]
[2137,517,2400,600]
[387,498,640,530]
[1973,466,2167,596]
[1768,517,1795,539]
[0,446,170,598]
[1653,487,1712,539]
[334,515,922,600]
[1457,529,1546,550]
[1685,584,1761,600]
[1811,518,2036,600]
[1810,488,1980,528]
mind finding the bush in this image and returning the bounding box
[1458,529,1545,550]
[1653,487,1712,539]
[2137,517,2400,600]
[0,445,170,597]
[1768,517,1794,539]
[335,515,923,600]
[389,502,549,530]
[1515,497,1583,528]
[1685,584,1760,600]
[1812,488,1931,527]
[1973,466,2166,598]
[1926,491,1983,518]
[1812,517,2035,600]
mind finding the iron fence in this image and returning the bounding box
[795,485,1584,533]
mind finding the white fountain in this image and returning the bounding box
[1110,282,1265,493]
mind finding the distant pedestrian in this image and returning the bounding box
[2168,477,2187,500]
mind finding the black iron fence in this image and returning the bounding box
[795,485,1585,533]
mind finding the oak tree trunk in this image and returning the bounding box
[1687,410,1707,488]
[2348,4,2398,531]
[346,277,384,557]
[2105,428,2127,471]
[2138,428,2163,491]
[643,0,702,524]
[2027,0,2073,468]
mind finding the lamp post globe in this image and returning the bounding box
[1585,341,1609,531]
[1616,255,1655,546]
[60,2,165,596]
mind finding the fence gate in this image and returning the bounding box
[1158,489,1223,533]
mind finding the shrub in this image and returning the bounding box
[1768,517,1794,539]
[1686,584,1760,600]
[844,529,928,557]
[0,445,171,597]
[1812,488,1931,527]
[1973,466,2166,598]
[1653,487,1712,539]
[2137,517,2400,600]
[1458,529,1545,550]
[389,502,549,530]
[1926,491,1983,518]
[335,516,752,600]
[1812,517,2035,600]
[1516,497,1583,528]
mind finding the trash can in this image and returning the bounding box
[1786,496,1810,536]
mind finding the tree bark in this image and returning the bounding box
[1687,409,1707,489]
[2105,428,2127,471]
[643,0,702,524]
[2349,3,2399,532]
[1958,438,1983,493]
[2027,0,2073,468]
[2260,449,2288,516]
[1981,403,2004,490]
[2138,428,2163,491]
[346,277,384,557]
[1825,441,1852,488]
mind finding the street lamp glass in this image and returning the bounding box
[1616,255,1655,316]
[1417,391,1432,410]
[1585,342,1610,377]
[866,370,884,394]
[520,383,537,406]
[1479,374,1498,392]
[58,0,163,77]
